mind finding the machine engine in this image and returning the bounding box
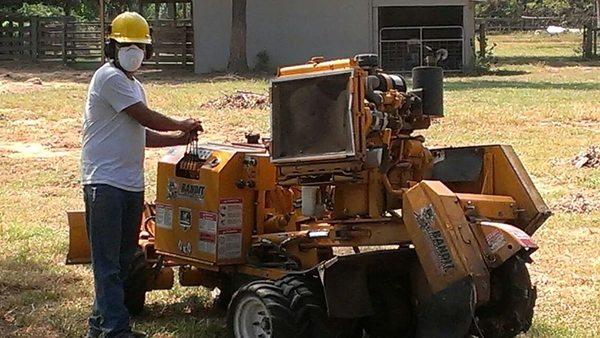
[271,54,443,219]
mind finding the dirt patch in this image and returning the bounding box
[0,81,45,95]
[201,91,269,110]
[0,142,73,159]
[552,193,600,214]
[572,146,600,168]
[0,62,94,84]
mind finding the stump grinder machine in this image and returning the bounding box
[67,54,550,338]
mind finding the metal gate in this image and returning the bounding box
[379,26,464,72]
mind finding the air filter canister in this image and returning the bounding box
[412,66,444,117]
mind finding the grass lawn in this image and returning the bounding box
[1,32,598,337]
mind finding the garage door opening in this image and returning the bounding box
[378,6,464,72]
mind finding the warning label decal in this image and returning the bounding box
[485,230,506,253]
[155,204,173,229]
[199,231,216,254]
[199,211,218,233]
[199,211,218,255]
[219,198,243,230]
[218,229,242,259]
[218,198,243,259]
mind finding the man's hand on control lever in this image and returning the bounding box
[176,118,203,145]
[178,118,203,133]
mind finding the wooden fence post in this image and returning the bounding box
[31,17,39,61]
[62,17,68,64]
[592,27,600,58]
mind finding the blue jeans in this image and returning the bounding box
[84,184,144,337]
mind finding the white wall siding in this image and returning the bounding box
[193,0,232,74]
[193,0,475,74]
[462,1,475,71]
[245,0,371,70]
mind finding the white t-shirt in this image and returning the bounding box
[81,62,147,192]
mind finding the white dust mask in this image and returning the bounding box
[117,45,145,72]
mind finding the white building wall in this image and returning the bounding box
[193,0,371,73]
[193,0,475,74]
[462,1,476,71]
[192,0,232,73]
[245,0,371,70]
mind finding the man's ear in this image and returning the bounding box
[145,27,154,61]
[145,44,154,61]
[105,40,116,60]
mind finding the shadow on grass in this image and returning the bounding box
[134,294,226,337]
[0,255,86,337]
[446,80,600,91]
[496,55,600,68]
[529,318,581,337]
[1,251,226,337]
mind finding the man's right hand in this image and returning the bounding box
[178,118,203,133]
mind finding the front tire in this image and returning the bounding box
[471,255,537,338]
[227,280,297,338]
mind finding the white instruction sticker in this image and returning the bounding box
[218,229,242,259]
[485,230,506,253]
[199,232,216,254]
[219,198,243,230]
[155,204,173,229]
[199,211,218,233]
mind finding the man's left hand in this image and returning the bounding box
[176,129,199,145]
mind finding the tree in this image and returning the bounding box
[227,0,248,73]
[596,0,600,27]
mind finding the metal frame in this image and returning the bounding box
[270,69,357,164]
[378,25,464,72]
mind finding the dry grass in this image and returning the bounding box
[1,32,599,337]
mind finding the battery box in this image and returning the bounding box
[154,143,273,265]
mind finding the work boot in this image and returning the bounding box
[112,330,148,338]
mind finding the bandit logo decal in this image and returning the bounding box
[414,204,455,274]
[167,179,206,201]
[180,183,205,200]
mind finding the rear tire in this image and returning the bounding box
[227,280,297,338]
[276,275,364,338]
[471,255,537,338]
[123,249,151,316]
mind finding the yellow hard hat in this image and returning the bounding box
[108,12,152,44]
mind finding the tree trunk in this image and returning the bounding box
[228,0,249,73]
[64,0,72,16]
[596,0,600,28]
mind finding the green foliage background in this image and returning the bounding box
[0,0,596,26]
[0,1,191,22]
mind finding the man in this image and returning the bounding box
[81,12,201,338]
